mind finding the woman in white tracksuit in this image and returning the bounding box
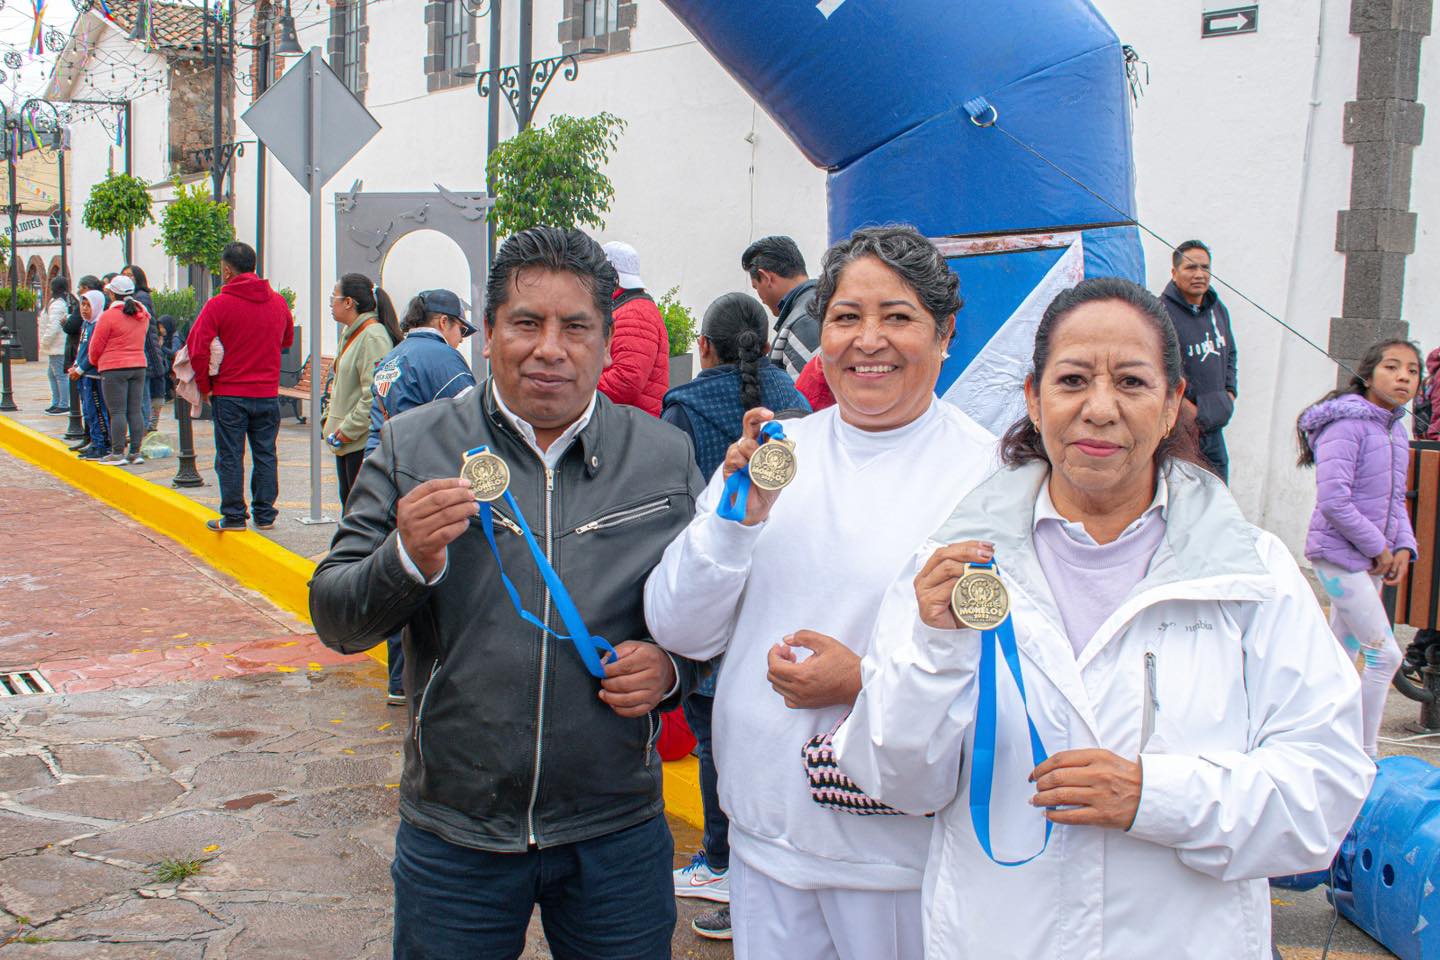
[833,278,1374,960]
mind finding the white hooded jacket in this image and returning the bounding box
[833,459,1374,959]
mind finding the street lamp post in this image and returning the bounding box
[0,104,17,413]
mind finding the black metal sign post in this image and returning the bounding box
[1202,5,1259,38]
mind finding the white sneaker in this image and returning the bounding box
[673,852,729,903]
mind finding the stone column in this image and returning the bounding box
[1332,0,1432,386]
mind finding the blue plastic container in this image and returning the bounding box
[1335,756,1440,959]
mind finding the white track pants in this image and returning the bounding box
[1315,560,1403,757]
[730,854,923,960]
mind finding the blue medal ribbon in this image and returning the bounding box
[717,421,787,523]
[468,445,617,679]
[967,561,1051,866]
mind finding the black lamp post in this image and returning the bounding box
[0,103,18,413]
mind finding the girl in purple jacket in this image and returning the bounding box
[1298,339,1422,757]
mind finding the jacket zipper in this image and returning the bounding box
[644,711,657,767]
[1384,427,1398,543]
[489,508,523,538]
[525,466,555,846]
[1141,652,1159,750]
[574,499,670,535]
[414,660,440,764]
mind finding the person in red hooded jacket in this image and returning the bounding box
[598,240,669,416]
[185,241,294,532]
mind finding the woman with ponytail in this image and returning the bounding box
[87,273,152,465]
[661,292,810,478]
[324,273,401,504]
[659,291,809,939]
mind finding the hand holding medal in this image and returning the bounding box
[913,540,997,630]
[718,407,797,525]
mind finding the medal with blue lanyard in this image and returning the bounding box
[461,445,617,678]
[951,561,1052,866]
[717,421,797,522]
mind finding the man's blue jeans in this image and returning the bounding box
[392,816,675,960]
[681,692,729,871]
[211,396,280,526]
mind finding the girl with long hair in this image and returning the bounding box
[1298,338,1422,758]
[324,273,401,504]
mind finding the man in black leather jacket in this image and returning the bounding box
[310,227,704,959]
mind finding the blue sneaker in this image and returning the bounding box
[673,851,729,903]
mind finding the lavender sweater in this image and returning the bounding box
[1301,393,1417,572]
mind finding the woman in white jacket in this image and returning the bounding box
[833,277,1374,960]
[646,226,997,958]
[40,276,72,414]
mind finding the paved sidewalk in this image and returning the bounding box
[5,361,345,561]
[0,449,728,958]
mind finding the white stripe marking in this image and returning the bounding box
[817,0,847,18]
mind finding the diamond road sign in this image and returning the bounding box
[1202,5,1259,38]
[241,49,379,190]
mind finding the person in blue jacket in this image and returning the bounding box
[364,288,477,705]
[365,288,476,458]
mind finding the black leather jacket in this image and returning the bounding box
[310,383,704,851]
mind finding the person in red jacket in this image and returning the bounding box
[599,240,669,416]
[185,241,295,532]
[794,354,835,411]
[87,274,152,465]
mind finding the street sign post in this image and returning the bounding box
[242,48,380,526]
[1202,5,1259,38]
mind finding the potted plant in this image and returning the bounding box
[0,286,41,361]
[152,287,199,336]
[157,181,235,286]
[658,286,698,386]
[82,172,155,256]
[486,113,626,236]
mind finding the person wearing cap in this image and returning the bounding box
[599,240,670,417]
[363,289,479,706]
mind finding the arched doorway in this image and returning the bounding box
[25,256,45,305]
[379,229,474,370]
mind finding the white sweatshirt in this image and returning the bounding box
[645,400,997,890]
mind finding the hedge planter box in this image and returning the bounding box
[5,310,39,362]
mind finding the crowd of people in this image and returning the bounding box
[28,220,1431,959]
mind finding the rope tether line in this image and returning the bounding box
[960,96,1369,388]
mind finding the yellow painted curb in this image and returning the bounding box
[663,754,705,830]
[0,414,705,830]
[0,412,321,625]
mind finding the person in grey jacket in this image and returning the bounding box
[742,235,821,378]
[310,226,703,959]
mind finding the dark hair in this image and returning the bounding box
[1171,240,1211,269]
[484,226,616,333]
[814,225,962,341]
[701,292,770,411]
[998,277,1208,471]
[221,241,257,275]
[123,264,149,292]
[50,275,69,297]
[77,274,101,293]
[1295,338,1422,466]
[399,295,454,334]
[338,273,402,345]
[100,273,117,303]
[158,314,177,341]
[741,235,808,281]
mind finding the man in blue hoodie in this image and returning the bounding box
[1160,240,1237,483]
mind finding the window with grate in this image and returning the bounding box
[581,0,618,38]
[327,0,368,99]
[560,0,633,58]
[442,0,467,71]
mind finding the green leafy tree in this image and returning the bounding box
[157,181,235,275]
[82,172,154,238]
[657,287,697,358]
[486,113,626,237]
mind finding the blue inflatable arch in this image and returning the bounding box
[663,0,1144,429]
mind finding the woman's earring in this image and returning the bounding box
[941,350,950,360]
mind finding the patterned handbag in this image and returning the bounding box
[802,717,905,816]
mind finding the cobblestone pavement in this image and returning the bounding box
[0,449,728,958]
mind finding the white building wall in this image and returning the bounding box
[224,1,1436,556]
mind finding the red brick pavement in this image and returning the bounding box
[0,448,368,694]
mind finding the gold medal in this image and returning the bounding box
[461,449,511,502]
[950,563,1011,630]
[748,438,798,491]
